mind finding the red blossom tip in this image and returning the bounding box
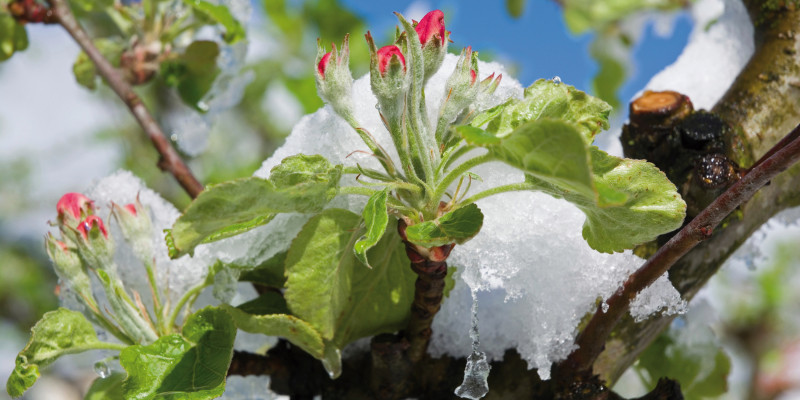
[318,52,333,78]
[56,193,93,220]
[415,10,445,46]
[377,45,406,76]
[78,215,108,239]
[470,70,477,85]
[124,204,137,216]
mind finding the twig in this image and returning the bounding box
[559,121,800,376]
[48,0,204,198]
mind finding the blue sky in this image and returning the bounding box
[340,0,692,111]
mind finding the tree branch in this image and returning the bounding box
[48,0,204,199]
[558,121,800,376]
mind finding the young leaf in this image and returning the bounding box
[120,307,236,399]
[85,372,125,400]
[0,14,27,62]
[221,301,325,360]
[404,203,484,248]
[161,40,220,111]
[473,119,596,200]
[471,79,612,144]
[168,154,342,257]
[72,39,125,91]
[526,146,685,253]
[6,308,107,397]
[238,251,288,288]
[284,210,416,376]
[354,189,389,268]
[182,0,245,43]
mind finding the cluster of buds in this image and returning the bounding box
[7,0,56,24]
[47,192,160,344]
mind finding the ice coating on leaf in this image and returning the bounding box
[629,273,687,322]
[642,0,753,109]
[237,54,685,378]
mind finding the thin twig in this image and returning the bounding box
[49,0,204,198]
[559,122,800,376]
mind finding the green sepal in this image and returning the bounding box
[168,154,342,258]
[119,307,236,399]
[284,210,415,377]
[354,189,390,268]
[471,79,612,144]
[181,0,245,43]
[526,147,686,253]
[404,203,484,248]
[6,308,106,398]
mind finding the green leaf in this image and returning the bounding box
[284,210,416,376]
[457,125,501,146]
[182,0,245,43]
[562,0,687,33]
[405,203,484,248]
[506,0,526,18]
[527,147,685,253]
[590,36,628,110]
[636,329,730,398]
[120,307,236,400]
[161,40,220,111]
[221,301,325,360]
[479,119,596,200]
[85,372,125,400]
[235,291,291,315]
[0,14,27,62]
[69,0,112,13]
[238,251,288,288]
[354,189,389,268]
[6,308,105,397]
[471,79,612,144]
[168,154,342,257]
[72,39,125,90]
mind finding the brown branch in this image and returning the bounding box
[558,121,800,376]
[48,0,204,199]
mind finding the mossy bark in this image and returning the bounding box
[593,2,800,383]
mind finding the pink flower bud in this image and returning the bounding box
[470,70,477,85]
[317,51,333,78]
[78,215,108,239]
[415,10,445,47]
[377,45,406,76]
[56,193,94,222]
[124,203,138,216]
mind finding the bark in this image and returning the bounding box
[593,2,800,383]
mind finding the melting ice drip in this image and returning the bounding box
[455,288,491,399]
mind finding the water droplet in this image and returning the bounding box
[94,361,110,378]
[602,301,609,313]
[551,76,562,84]
[197,101,210,112]
[374,103,381,111]
[455,288,491,399]
[170,133,178,142]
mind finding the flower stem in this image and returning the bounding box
[167,280,207,331]
[433,153,494,201]
[458,182,537,206]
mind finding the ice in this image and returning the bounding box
[454,287,490,399]
[629,273,687,322]
[641,0,754,109]
[233,53,685,379]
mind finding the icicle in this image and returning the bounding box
[455,288,491,399]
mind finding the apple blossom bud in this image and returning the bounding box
[366,31,410,124]
[315,34,354,121]
[414,10,448,80]
[73,215,115,270]
[474,72,503,109]
[112,198,153,260]
[45,233,92,296]
[56,192,94,226]
[437,47,480,142]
